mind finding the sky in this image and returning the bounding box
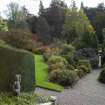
[0,0,105,18]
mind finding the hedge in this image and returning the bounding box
[0,44,35,92]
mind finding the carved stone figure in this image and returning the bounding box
[12,74,21,96]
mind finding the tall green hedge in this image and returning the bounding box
[0,44,35,92]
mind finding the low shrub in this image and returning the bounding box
[0,93,50,105]
[49,62,66,72]
[67,64,75,70]
[50,69,79,87]
[90,57,99,68]
[75,69,85,78]
[78,59,92,73]
[78,65,91,74]
[98,69,105,83]
[48,55,67,65]
[74,48,98,68]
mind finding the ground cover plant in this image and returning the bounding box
[35,54,64,92]
[0,93,50,105]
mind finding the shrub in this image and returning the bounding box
[0,29,35,51]
[90,57,99,68]
[49,62,66,72]
[0,44,35,92]
[48,55,67,65]
[50,69,79,86]
[43,52,51,61]
[75,69,85,78]
[78,65,90,74]
[34,48,43,54]
[98,69,105,83]
[78,59,92,73]
[60,44,75,65]
[74,48,98,68]
[67,64,75,70]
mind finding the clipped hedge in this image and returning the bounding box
[98,68,105,83]
[0,44,35,92]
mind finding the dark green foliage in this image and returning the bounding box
[74,48,98,68]
[50,69,79,86]
[84,3,105,43]
[36,16,50,43]
[98,69,105,83]
[38,0,66,42]
[75,32,98,49]
[0,44,35,92]
[26,15,38,33]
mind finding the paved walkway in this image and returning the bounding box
[35,70,105,105]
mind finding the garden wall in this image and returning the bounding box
[0,44,35,92]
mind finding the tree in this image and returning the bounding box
[63,6,97,49]
[0,17,8,32]
[38,0,44,16]
[64,7,92,42]
[7,2,28,29]
[26,15,37,33]
[71,0,76,8]
[80,2,84,10]
[42,0,67,40]
[36,16,50,44]
[84,3,105,43]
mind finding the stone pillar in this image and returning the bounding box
[98,55,102,68]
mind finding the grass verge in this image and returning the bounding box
[35,54,64,92]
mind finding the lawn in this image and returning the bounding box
[35,54,64,92]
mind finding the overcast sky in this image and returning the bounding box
[0,0,105,18]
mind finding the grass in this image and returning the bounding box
[0,93,50,105]
[35,54,64,92]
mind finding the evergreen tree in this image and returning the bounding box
[38,1,44,16]
[80,2,84,10]
[36,17,50,43]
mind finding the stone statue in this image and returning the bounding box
[12,74,21,96]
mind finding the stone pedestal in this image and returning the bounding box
[98,55,102,68]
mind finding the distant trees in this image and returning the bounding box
[0,17,8,31]
[36,16,50,43]
[38,0,67,42]
[7,2,28,29]
[0,0,99,49]
[63,4,97,49]
[84,3,105,44]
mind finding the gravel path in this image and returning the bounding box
[35,69,105,105]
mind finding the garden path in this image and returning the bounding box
[35,69,105,105]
